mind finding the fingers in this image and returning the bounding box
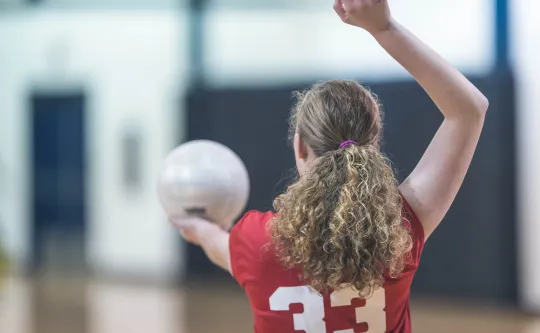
[170,216,216,234]
[333,0,348,21]
[341,0,379,11]
[179,228,190,239]
[179,228,201,245]
[179,227,194,238]
[170,217,198,229]
[342,0,357,11]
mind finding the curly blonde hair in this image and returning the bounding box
[270,80,413,296]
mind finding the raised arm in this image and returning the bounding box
[335,0,489,239]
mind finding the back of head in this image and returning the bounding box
[270,80,413,296]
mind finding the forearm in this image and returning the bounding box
[372,20,488,119]
[197,224,231,272]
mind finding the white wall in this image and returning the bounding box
[512,0,540,313]
[0,10,188,279]
[0,0,184,10]
[205,0,495,87]
[41,0,181,9]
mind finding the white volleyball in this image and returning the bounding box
[157,140,250,229]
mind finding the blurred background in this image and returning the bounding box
[0,0,539,332]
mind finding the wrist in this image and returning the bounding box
[369,18,399,37]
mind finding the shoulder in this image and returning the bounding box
[230,210,276,246]
[231,210,276,233]
[229,210,276,286]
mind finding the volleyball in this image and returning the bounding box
[157,140,250,229]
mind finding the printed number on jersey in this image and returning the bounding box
[269,286,386,333]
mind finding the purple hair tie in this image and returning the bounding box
[339,140,357,149]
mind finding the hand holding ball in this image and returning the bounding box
[157,140,250,230]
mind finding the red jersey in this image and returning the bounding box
[229,197,425,333]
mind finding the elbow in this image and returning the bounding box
[464,93,489,121]
[476,93,489,115]
[447,94,488,122]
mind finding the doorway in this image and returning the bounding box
[30,92,87,276]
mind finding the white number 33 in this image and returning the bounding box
[269,286,386,333]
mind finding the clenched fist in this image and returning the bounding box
[333,0,394,34]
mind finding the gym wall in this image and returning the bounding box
[0,11,186,280]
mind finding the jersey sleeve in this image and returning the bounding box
[400,194,425,265]
[229,210,272,288]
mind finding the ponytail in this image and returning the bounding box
[270,144,412,296]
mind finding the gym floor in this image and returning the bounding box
[1,276,538,333]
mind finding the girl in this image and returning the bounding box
[172,0,488,332]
